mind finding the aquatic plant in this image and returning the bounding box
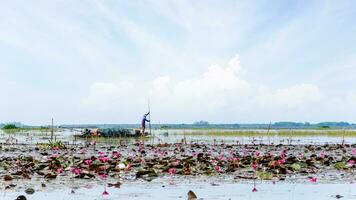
[47,140,65,149]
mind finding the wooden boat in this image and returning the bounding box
[80,128,149,137]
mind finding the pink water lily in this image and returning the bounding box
[53,147,59,151]
[84,159,92,165]
[168,168,177,175]
[70,167,82,175]
[112,152,121,158]
[126,163,133,171]
[347,160,355,167]
[79,148,88,154]
[281,149,287,158]
[217,154,224,161]
[91,141,96,145]
[251,163,258,171]
[210,160,217,165]
[99,174,108,180]
[255,151,260,157]
[102,190,109,196]
[229,149,234,155]
[309,177,317,183]
[99,156,110,163]
[278,159,285,165]
[252,187,258,192]
[298,153,305,159]
[57,168,64,173]
[319,152,326,159]
[353,149,356,156]
[214,165,221,172]
[171,159,180,166]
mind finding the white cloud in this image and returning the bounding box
[82,55,324,122]
[254,84,321,109]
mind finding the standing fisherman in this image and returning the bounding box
[141,112,150,135]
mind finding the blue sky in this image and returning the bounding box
[1,0,356,125]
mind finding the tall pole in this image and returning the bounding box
[51,118,54,141]
[148,99,152,136]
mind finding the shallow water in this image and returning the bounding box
[1,129,356,146]
[1,179,356,200]
[1,129,356,200]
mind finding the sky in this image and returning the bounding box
[1,0,356,125]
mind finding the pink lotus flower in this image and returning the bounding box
[353,149,356,156]
[112,152,121,158]
[168,168,177,175]
[319,152,326,159]
[98,151,105,156]
[210,160,217,165]
[53,147,59,151]
[102,190,109,196]
[126,164,133,171]
[252,187,258,192]
[229,150,234,155]
[309,177,317,183]
[57,168,64,173]
[52,153,59,158]
[214,165,220,172]
[280,149,287,158]
[348,160,355,167]
[217,154,224,161]
[278,159,285,165]
[251,163,258,171]
[84,159,92,165]
[70,167,82,175]
[79,148,88,154]
[298,153,305,159]
[171,160,180,166]
[99,174,108,180]
[208,150,212,155]
[255,151,260,157]
[99,157,110,163]
[242,149,248,156]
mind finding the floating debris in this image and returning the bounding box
[187,190,197,200]
[25,188,35,195]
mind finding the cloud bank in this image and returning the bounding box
[82,55,322,123]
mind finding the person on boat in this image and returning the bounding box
[141,112,150,135]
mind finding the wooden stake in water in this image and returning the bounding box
[148,100,152,136]
[267,121,272,145]
[51,118,54,141]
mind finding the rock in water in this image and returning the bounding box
[25,188,35,195]
[15,195,27,200]
[187,190,197,200]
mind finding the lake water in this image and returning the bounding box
[1,129,355,200]
[1,129,356,145]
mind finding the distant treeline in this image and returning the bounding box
[2,121,356,130]
[57,121,356,129]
